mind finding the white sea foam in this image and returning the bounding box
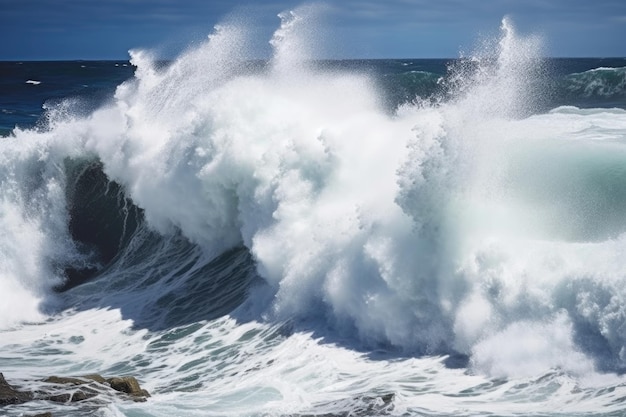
[105,16,626,381]
[3,302,626,417]
[3,14,626,415]
[0,128,85,328]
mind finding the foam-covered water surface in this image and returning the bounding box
[2,9,626,417]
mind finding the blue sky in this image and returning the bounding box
[1,0,625,60]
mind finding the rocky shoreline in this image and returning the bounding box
[0,372,150,416]
[2,371,396,417]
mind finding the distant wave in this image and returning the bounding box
[562,66,626,98]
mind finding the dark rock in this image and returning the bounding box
[2,372,150,410]
[42,374,150,401]
[46,393,71,403]
[41,374,103,403]
[0,372,32,405]
[45,389,96,403]
[71,390,90,402]
[43,374,107,386]
[81,374,107,385]
[27,413,53,417]
[44,376,87,386]
[107,376,151,401]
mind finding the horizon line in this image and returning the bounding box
[2,56,626,63]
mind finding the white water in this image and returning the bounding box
[2,11,626,416]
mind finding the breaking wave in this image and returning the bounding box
[2,13,626,385]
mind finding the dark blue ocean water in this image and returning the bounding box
[2,58,625,136]
[0,61,134,135]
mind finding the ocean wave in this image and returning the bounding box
[2,15,626,390]
[562,66,626,98]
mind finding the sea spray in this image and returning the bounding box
[2,10,626,395]
[0,128,85,327]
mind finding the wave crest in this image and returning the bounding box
[3,14,626,381]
